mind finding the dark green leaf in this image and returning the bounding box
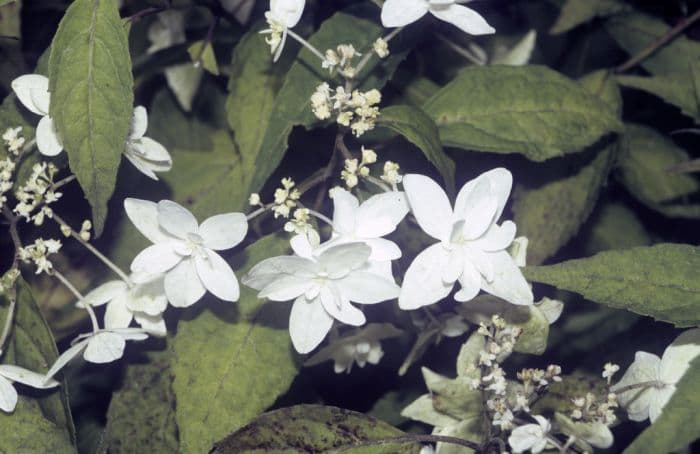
[550,0,629,34]
[582,203,651,255]
[423,65,622,161]
[48,0,134,235]
[524,243,700,326]
[187,40,219,75]
[212,405,423,453]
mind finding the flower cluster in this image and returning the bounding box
[2,127,25,155]
[310,83,382,137]
[272,177,301,218]
[322,44,361,76]
[13,162,61,225]
[340,147,376,188]
[18,238,62,275]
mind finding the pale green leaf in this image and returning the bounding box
[423,65,622,161]
[0,278,76,453]
[550,0,629,34]
[212,405,423,453]
[187,40,219,75]
[172,235,298,453]
[524,243,700,327]
[624,357,700,454]
[48,0,134,235]
[377,104,455,190]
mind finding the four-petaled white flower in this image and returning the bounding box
[11,74,63,157]
[0,365,60,413]
[79,273,168,336]
[243,233,400,353]
[399,169,533,310]
[508,415,551,453]
[263,0,306,61]
[611,328,700,423]
[381,0,495,36]
[125,198,248,308]
[124,107,172,180]
[44,328,149,382]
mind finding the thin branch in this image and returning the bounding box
[0,286,17,357]
[615,8,700,73]
[51,269,99,332]
[334,434,481,452]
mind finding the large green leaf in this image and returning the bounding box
[524,243,700,327]
[423,65,622,161]
[172,235,298,453]
[48,0,134,235]
[606,12,700,75]
[212,405,423,453]
[582,203,651,255]
[550,0,629,34]
[0,278,76,453]
[624,357,700,454]
[512,70,619,264]
[617,123,700,218]
[377,104,455,190]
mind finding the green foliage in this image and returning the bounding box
[423,65,622,161]
[172,235,298,453]
[48,0,134,236]
[212,405,423,453]
[550,0,629,35]
[187,40,219,75]
[377,104,455,190]
[524,243,700,326]
[617,123,700,218]
[624,357,700,454]
[0,279,75,453]
[583,203,651,255]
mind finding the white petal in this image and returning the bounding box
[199,213,248,251]
[331,188,359,236]
[165,259,206,307]
[403,174,453,241]
[83,332,126,364]
[289,296,334,354]
[318,243,371,277]
[107,328,149,341]
[259,274,314,301]
[480,250,533,305]
[130,242,183,274]
[81,280,127,307]
[472,221,517,252]
[136,137,172,164]
[290,233,316,259]
[462,196,498,241]
[319,284,365,326]
[104,293,134,329]
[381,0,429,27]
[123,149,159,180]
[508,423,541,453]
[355,191,410,238]
[134,313,167,337]
[335,271,400,305]
[430,3,495,35]
[660,328,700,384]
[455,168,512,225]
[0,365,59,389]
[45,339,89,381]
[128,276,168,316]
[399,243,453,310]
[130,106,148,139]
[443,249,464,284]
[454,259,481,302]
[536,297,564,324]
[364,238,402,261]
[270,0,305,27]
[36,116,63,157]
[649,385,675,423]
[194,249,240,302]
[124,198,173,244]
[0,376,18,413]
[611,351,660,422]
[11,74,50,116]
[157,200,198,238]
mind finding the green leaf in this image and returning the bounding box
[212,405,423,453]
[0,278,76,453]
[172,235,299,453]
[524,243,700,327]
[550,0,628,34]
[583,203,651,255]
[377,104,455,190]
[624,357,700,454]
[187,40,219,75]
[423,65,622,161]
[606,12,700,75]
[617,123,700,218]
[48,0,134,236]
[105,343,178,453]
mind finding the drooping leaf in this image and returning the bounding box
[624,357,700,454]
[377,104,455,191]
[48,0,134,235]
[582,203,651,255]
[187,40,219,75]
[212,405,423,453]
[0,278,76,453]
[105,343,178,453]
[172,235,298,453]
[423,65,622,161]
[606,12,700,75]
[0,0,24,92]
[617,123,700,218]
[524,243,700,327]
[550,0,629,34]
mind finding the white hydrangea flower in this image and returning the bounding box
[611,328,700,423]
[79,273,168,336]
[508,415,551,453]
[0,365,60,413]
[399,169,533,310]
[125,198,248,308]
[44,328,149,382]
[381,0,495,36]
[123,106,172,180]
[262,0,306,61]
[11,74,63,157]
[242,234,400,354]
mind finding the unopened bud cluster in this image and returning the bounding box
[272,177,301,218]
[322,44,361,76]
[340,147,376,188]
[310,83,381,137]
[571,391,619,426]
